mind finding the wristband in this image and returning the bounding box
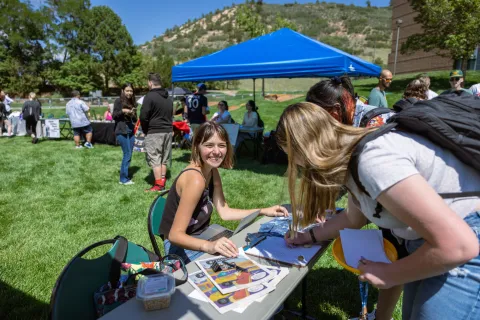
[309,228,318,244]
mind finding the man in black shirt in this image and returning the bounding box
[140,73,173,192]
[187,83,209,135]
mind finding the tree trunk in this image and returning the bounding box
[104,76,109,95]
[461,58,468,85]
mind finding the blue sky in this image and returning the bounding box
[29,0,389,45]
[89,0,389,45]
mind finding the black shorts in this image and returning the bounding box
[380,227,409,259]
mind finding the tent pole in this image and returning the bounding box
[169,81,174,168]
[253,79,256,102]
[262,78,265,97]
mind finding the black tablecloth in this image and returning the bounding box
[91,122,117,145]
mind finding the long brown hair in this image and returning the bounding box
[190,121,234,169]
[276,102,375,229]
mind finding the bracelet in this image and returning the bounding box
[309,228,318,244]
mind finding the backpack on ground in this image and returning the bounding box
[350,94,480,200]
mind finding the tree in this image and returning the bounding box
[366,0,371,7]
[80,6,137,91]
[0,0,49,95]
[236,1,266,38]
[401,0,480,73]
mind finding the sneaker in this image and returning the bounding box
[75,145,83,149]
[145,184,164,192]
[119,180,135,185]
[84,142,94,149]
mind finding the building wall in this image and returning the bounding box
[388,0,453,75]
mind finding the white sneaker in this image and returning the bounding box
[84,142,94,149]
[75,145,83,149]
[119,180,135,185]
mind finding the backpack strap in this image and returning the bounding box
[109,235,129,288]
[349,123,398,196]
[359,108,392,127]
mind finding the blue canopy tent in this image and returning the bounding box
[172,28,381,83]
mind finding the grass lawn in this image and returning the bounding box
[7,68,473,319]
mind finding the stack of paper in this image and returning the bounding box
[339,229,392,268]
[187,253,289,314]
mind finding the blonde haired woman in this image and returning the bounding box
[277,102,480,320]
[22,92,42,144]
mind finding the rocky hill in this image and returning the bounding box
[141,2,392,67]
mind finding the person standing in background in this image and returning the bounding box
[140,73,173,192]
[0,90,14,137]
[187,83,209,136]
[113,83,138,185]
[66,90,93,149]
[368,69,392,108]
[21,92,42,144]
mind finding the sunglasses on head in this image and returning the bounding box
[450,77,461,81]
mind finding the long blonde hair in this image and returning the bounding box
[276,102,375,229]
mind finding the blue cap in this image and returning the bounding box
[197,83,207,91]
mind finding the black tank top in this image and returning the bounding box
[159,168,214,239]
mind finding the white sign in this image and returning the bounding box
[221,124,239,146]
[43,119,60,138]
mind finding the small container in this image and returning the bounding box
[136,273,175,311]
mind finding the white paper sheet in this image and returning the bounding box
[339,229,391,268]
[245,236,323,266]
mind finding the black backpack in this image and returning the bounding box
[350,94,480,206]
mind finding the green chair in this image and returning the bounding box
[49,236,158,320]
[148,190,170,258]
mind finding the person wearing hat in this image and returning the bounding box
[186,83,210,136]
[441,70,473,96]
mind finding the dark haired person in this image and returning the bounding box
[140,73,173,192]
[186,83,209,135]
[0,90,14,137]
[160,121,288,263]
[368,69,393,108]
[113,83,138,185]
[234,100,264,151]
[21,92,42,144]
[211,100,232,124]
[66,90,93,149]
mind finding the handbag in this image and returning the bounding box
[93,236,187,318]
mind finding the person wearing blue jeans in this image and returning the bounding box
[117,133,135,184]
[279,102,480,320]
[113,83,138,185]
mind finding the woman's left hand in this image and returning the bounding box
[261,205,289,217]
[357,257,395,289]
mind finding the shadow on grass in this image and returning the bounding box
[0,280,49,320]
[283,267,379,320]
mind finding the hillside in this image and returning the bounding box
[140,2,392,67]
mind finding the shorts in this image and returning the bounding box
[145,132,173,167]
[72,125,93,137]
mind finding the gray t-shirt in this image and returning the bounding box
[66,98,90,128]
[347,130,480,240]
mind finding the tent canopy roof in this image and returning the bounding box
[172,28,381,82]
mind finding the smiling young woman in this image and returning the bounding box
[159,121,288,263]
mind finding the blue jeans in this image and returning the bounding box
[402,211,480,320]
[163,239,204,264]
[116,133,135,183]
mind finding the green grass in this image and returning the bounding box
[6,69,475,319]
[0,95,397,320]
